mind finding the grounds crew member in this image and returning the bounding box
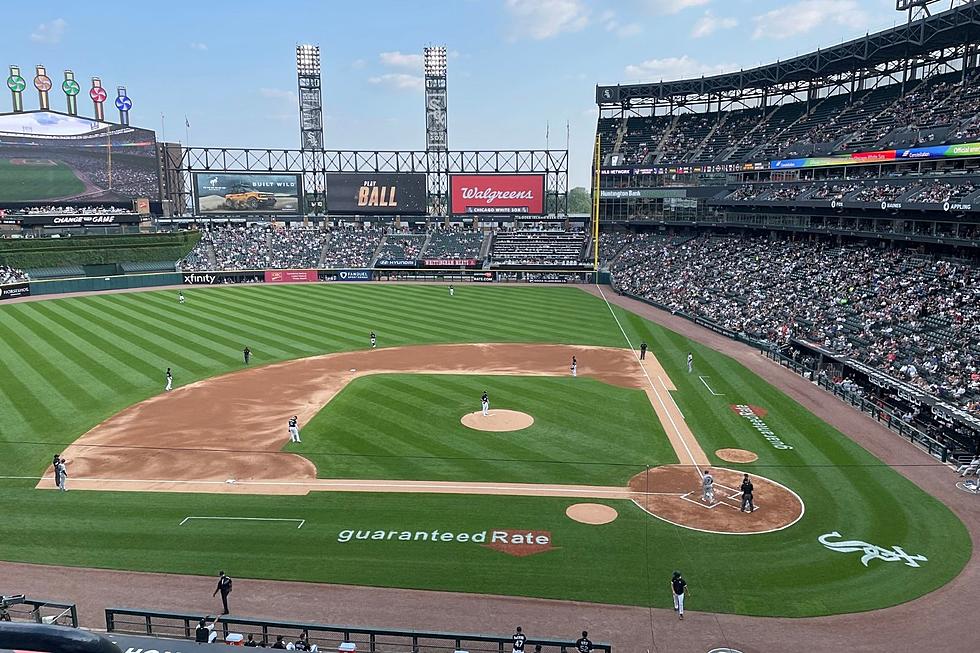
[740,473,755,512]
[671,571,688,619]
[213,571,233,614]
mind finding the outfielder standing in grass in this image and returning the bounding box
[165,367,173,392]
[243,346,251,365]
[687,352,694,373]
[671,571,688,619]
[370,331,377,348]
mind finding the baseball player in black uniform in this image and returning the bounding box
[511,626,526,653]
[213,571,233,614]
[370,331,377,348]
[52,453,62,489]
[288,416,301,443]
[671,570,688,619]
[640,341,647,360]
[575,631,593,652]
[740,473,755,512]
[571,356,577,377]
[243,346,251,365]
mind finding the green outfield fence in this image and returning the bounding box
[104,608,612,653]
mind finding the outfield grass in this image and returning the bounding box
[0,284,970,616]
[0,158,85,201]
[291,374,677,484]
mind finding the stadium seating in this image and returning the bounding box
[490,229,587,267]
[422,228,485,259]
[610,233,980,412]
[318,227,384,268]
[601,69,980,164]
[0,263,28,284]
[375,232,427,262]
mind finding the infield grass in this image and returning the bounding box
[0,284,970,616]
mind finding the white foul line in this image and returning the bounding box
[698,375,724,396]
[179,516,306,529]
[659,376,684,420]
[595,284,702,477]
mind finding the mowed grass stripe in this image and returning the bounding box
[7,304,131,396]
[30,302,161,384]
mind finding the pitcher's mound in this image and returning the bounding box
[461,410,534,432]
[566,503,618,525]
[716,448,758,463]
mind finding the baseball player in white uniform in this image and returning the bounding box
[178,291,185,304]
[55,458,68,492]
[449,285,455,297]
[571,356,577,377]
[701,469,715,504]
[370,331,377,348]
[687,352,694,373]
[288,415,301,443]
[165,367,173,391]
[481,390,490,416]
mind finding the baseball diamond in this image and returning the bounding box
[5,5,980,652]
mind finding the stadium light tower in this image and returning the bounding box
[296,44,323,150]
[424,46,449,217]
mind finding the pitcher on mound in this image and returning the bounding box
[481,390,490,416]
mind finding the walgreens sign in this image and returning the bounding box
[450,175,545,215]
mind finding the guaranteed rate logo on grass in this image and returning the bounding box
[337,528,555,557]
[730,404,794,450]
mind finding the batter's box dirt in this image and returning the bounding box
[629,465,803,534]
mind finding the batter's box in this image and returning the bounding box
[678,487,762,513]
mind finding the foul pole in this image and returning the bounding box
[592,134,601,279]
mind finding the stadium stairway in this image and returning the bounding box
[316,231,334,268]
[369,234,387,268]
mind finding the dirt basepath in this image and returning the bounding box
[40,343,651,494]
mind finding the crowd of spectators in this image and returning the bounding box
[424,227,484,259]
[0,264,28,284]
[907,180,979,204]
[319,227,384,268]
[611,234,980,410]
[269,228,327,269]
[376,233,426,261]
[853,183,905,203]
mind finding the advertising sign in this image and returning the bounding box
[335,269,373,281]
[450,175,545,215]
[18,213,142,227]
[264,269,317,283]
[375,259,417,268]
[326,173,427,215]
[0,282,30,300]
[0,111,160,202]
[422,258,477,267]
[194,173,301,214]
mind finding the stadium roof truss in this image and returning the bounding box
[597,2,980,115]
[160,147,568,217]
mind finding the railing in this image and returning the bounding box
[762,347,952,461]
[104,608,612,653]
[0,598,78,627]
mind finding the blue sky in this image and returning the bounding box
[9,0,904,186]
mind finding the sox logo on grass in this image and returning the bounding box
[818,531,927,568]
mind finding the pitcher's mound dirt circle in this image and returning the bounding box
[629,465,804,534]
[716,448,759,463]
[461,410,534,432]
[565,503,619,525]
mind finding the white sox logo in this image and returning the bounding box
[818,532,927,568]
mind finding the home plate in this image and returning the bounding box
[226,479,237,484]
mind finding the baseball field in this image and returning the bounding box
[0,283,970,617]
[0,158,85,202]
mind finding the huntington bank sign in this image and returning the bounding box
[337,528,554,557]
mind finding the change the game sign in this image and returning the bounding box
[450,175,545,215]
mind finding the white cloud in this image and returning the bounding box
[368,73,424,92]
[643,0,709,15]
[379,51,423,69]
[505,0,589,40]
[599,10,642,37]
[189,42,208,51]
[691,11,737,38]
[752,0,866,40]
[624,55,734,82]
[30,18,67,44]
